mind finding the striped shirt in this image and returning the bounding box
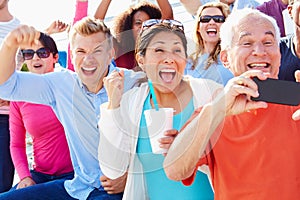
[0,17,20,115]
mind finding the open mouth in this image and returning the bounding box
[82,66,97,74]
[159,69,176,83]
[247,63,270,69]
[33,64,43,68]
[206,28,217,36]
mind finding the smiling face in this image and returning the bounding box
[23,41,58,74]
[132,11,150,41]
[137,31,187,93]
[198,7,224,46]
[71,32,114,93]
[221,15,281,78]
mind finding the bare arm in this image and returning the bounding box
[44,20,69,35]
[0,25,40,84]
[156,0,174,19]
[94,0,112,20]
[179,0,201,16]
[164,92,226,181]
[164,71,269,181]
[94,0,173,20]
[0,38,17,85]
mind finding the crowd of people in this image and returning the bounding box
[0,0,299,199]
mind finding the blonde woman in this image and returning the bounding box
[185,2,233,85]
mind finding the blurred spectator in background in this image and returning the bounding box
[185,2,233,85]
[257,0,289,37]
[278,0,300,81]
[94,0,173,71]
[0,0,20,193]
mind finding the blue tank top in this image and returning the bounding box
[136,93,214,199]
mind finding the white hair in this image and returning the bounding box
[220,8,281,50]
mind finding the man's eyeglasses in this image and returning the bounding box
[199,15,225,23]
[21,47,51,60]
[141,19,184,33]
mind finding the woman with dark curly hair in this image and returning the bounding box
[94,0,173,71]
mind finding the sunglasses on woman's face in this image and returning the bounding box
[141,19,185,33]
[199,15,225,23]
[21,47,51,60]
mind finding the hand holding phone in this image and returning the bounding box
[251,77,300,106]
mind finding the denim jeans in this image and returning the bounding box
[0,114,14,193]
[0,179,123,200]
[11,170,74,190]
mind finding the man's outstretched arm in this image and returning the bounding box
[0,25,40,84]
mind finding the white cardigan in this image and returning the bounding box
[98,76,222,200]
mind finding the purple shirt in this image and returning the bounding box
[257,0,288,37]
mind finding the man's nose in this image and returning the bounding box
[252,43,267,56]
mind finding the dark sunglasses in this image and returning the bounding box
[141,19,184,33]
[21,47,51,60]
[199,15,225,23]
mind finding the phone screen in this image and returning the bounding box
[251,77,300,106]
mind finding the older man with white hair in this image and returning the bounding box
[164,8,300,200]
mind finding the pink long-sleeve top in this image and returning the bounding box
[9,102,73,180]
[67,0,88,71]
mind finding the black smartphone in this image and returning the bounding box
[251,77,300,106]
